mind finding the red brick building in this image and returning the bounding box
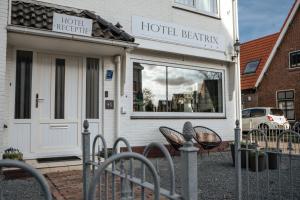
[240,0,300,123]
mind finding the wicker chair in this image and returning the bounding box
[193,126,222,156]
[159,126,185,154]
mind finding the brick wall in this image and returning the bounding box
[256,7,300,122]
[0,0,8,155]
[241,90,258,109]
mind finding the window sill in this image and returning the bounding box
[172,4,220,20]
[130,113,226,120]
[288,66,300,71]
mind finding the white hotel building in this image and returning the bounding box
[0,0,241,158]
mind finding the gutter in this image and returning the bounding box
[6,25,139,49]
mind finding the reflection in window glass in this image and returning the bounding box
[290,51,300,68]
[175,0,194,7]
[196,0,218,14]
[55,59,65,119]
[168,67,223,112]
[244,60,260,74]
[86,58,99,119]
[15,51,32,119]
[175,0,218,15]
[250,109,265,117]
[133,63,167,112]
[133,62,223,113]
[277,90,295,120]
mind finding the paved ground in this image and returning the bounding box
[1,152,300,199]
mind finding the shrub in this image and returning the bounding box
[2,147,23,161]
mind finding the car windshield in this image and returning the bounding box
[270,109,284,116]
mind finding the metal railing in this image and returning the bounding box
[242,127,300,155]
[235,120,300,200]
[82,120,199,200]
[0,159,52,200]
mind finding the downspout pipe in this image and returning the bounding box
[114,55,121,147]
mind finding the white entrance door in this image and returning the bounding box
[32,53,82,157]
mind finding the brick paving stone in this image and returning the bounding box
[46,170,168,200]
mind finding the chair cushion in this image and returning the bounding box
[168,132,185,144]
[196,132,217,142]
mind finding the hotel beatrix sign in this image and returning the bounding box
[132,16,225,52]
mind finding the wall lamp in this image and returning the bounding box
[232,39,240,61]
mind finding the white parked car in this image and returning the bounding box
[242,107,290,132]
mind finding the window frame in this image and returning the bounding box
[243,59,260,75]
[289,50,300,69]
[276,89,295,121]
[173,0,220,19]
[14,50,33,119]
[130,59,226,119]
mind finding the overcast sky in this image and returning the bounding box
[238,0,295,42]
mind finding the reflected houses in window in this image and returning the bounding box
[133,62,223,113]
[133,62,167,112]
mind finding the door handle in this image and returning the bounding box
[35,93,44,108]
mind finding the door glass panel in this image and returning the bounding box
[55,59,65,119]
[15,50,33,119]
[86,58,99,119]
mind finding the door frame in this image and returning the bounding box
[9,47,103,158]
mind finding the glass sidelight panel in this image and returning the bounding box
[15,50,33,119]
[55,59,65,119]
[86,58,99,119]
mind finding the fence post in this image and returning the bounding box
[235,120,242,200]
[82,120,91,200]
[180,121,199,200]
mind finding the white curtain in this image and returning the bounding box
[175,0,194,7]
[197,0,217,14]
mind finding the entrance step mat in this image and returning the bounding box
[37,156,81,163]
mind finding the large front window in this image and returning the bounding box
[175,0,218,16]
[133,62,223,114]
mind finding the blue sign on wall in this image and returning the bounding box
[105,70,114,80]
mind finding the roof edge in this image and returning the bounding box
[241,32,279,45]
[7,25,139,48]
[255,0,300,88]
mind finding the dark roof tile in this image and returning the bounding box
[11,1,135,42]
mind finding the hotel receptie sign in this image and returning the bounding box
[52,13,93,36]
[132,16,225,52]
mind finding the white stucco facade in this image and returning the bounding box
[0,0,241,158]
[0,0,8,157]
